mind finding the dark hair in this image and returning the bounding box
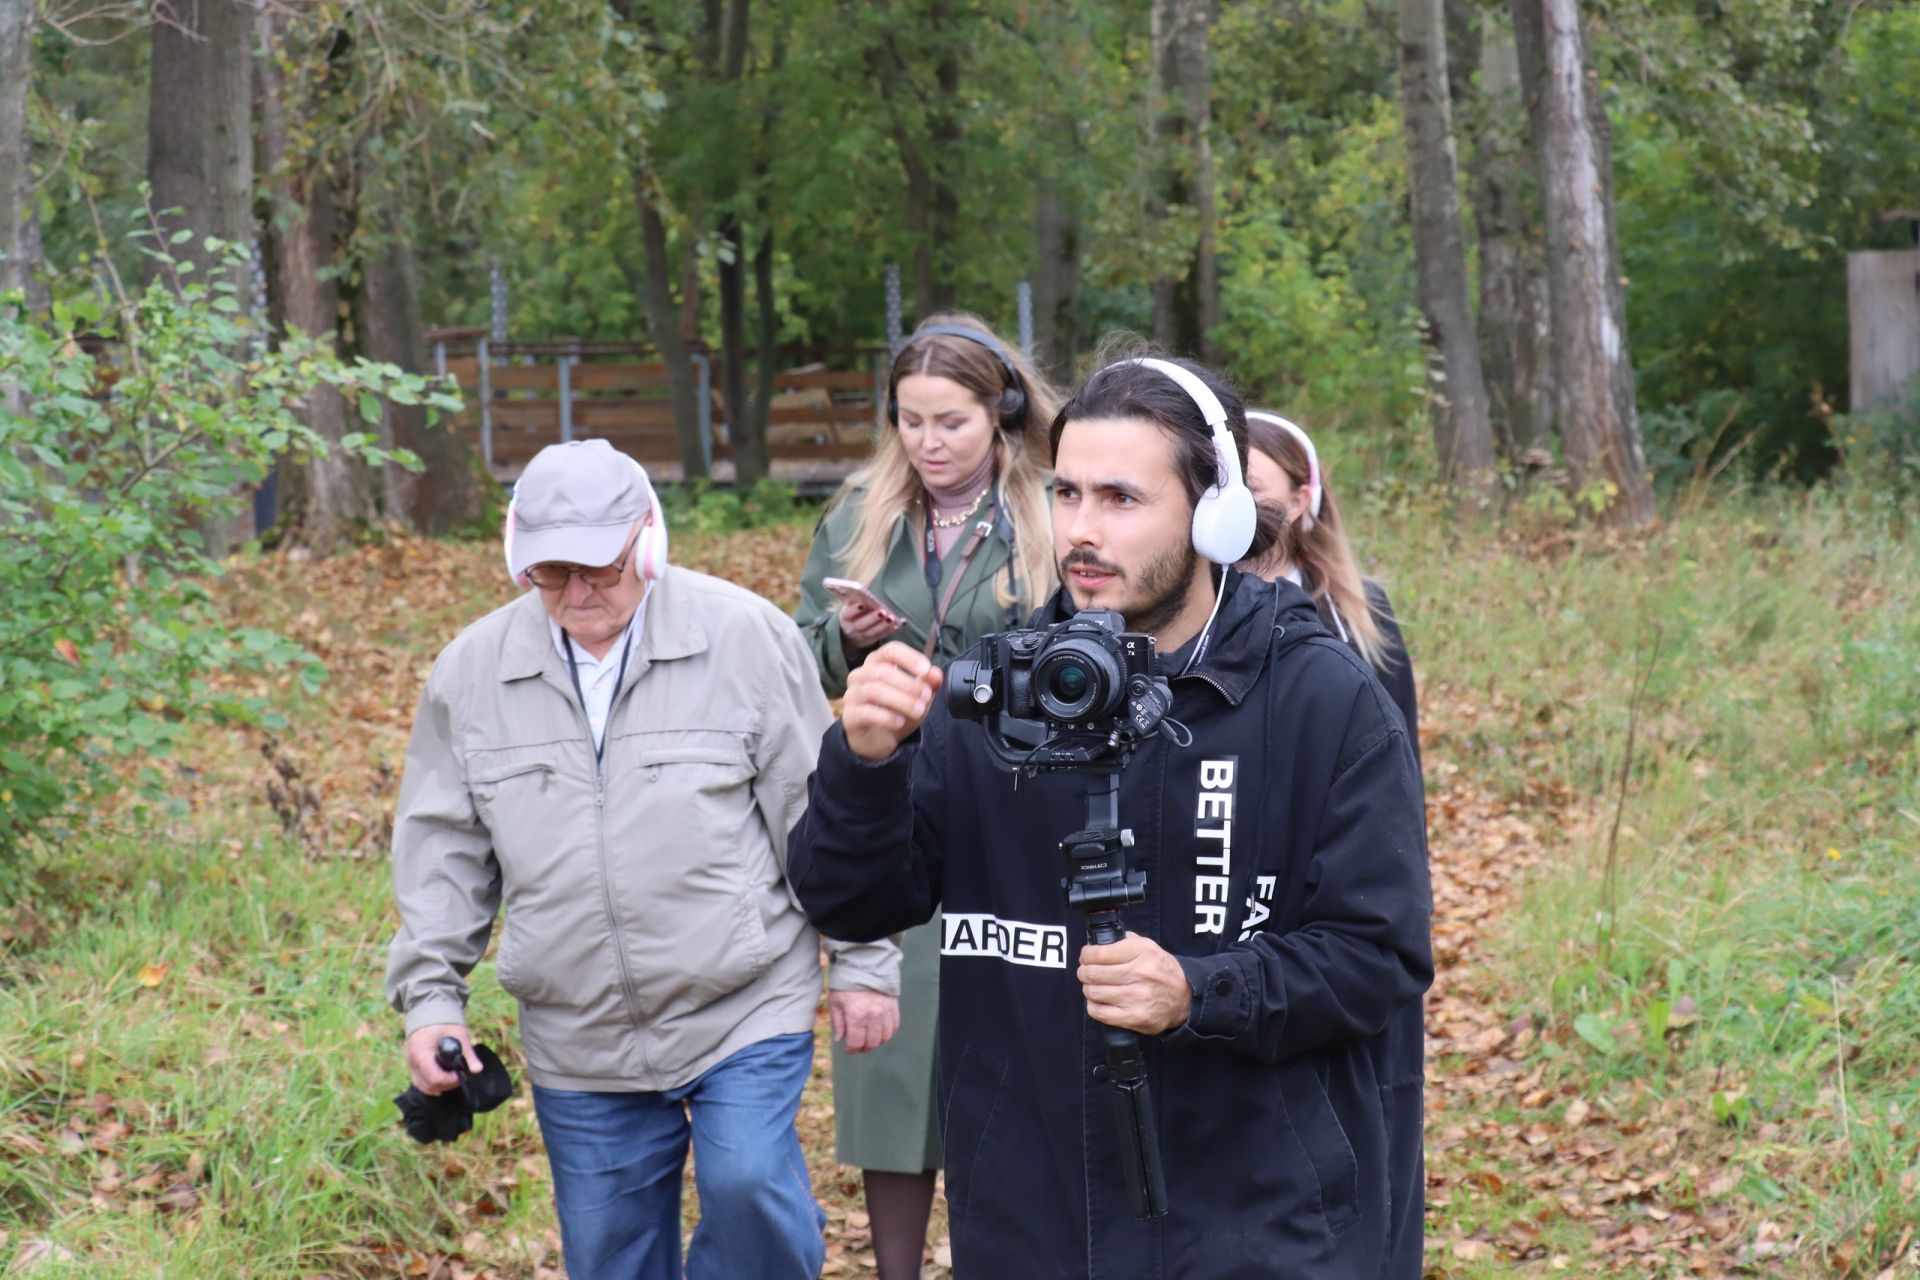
[1049,342,1284,564]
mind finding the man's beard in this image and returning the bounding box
[1058,541,1202,637]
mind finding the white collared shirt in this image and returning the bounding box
[548,606,644,752]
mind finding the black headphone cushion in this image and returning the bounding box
[997,386,1027,430]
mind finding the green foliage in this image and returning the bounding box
[1605,2,1920,480]
[658,477,806,534]
[1391,491,1918,1265]
[0,241,456,874]
[1832,375,1920,505]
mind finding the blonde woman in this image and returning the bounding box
[1241,410,1418,758]
[795,314,1058,1280]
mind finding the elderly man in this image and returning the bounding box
[386,439,898,1279]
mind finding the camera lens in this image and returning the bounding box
[1034,639,1121,723]
[1048,661,1090,702]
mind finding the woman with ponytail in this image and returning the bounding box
[1241,412,1419,760]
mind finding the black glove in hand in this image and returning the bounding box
[394,1038,515,1144]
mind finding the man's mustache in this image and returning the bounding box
[1060,549,1123,578]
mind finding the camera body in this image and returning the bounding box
[948,610,1173,766]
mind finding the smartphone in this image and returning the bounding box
[823,577,905,626]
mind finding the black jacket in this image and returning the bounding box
[790,571,1432,1279]
[1301,576,1418,769]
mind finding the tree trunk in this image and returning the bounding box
[717,210,766,484]
[1528,0,1654,524]
[713,0,768,485]
[750,224,778,449]
[1033,164,1084,386]
[1399,0,1498,504]
[1469,13,1553,465]
[927,12,959,314]
[361,220,478,533]
[260,12,375,552]
[1150,0,1217,358]
[632,171,708,480]
[0,0,31,306]
[148,0,254,289]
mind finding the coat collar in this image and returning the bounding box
[498,566,708,684]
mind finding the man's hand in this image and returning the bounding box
[838,599,903,650]
[829,990,902,1054]
[405,1023,482,1096]
[842,642,943,761]
[1077,933,1192,1035]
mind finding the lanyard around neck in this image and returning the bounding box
[562,628,633,763]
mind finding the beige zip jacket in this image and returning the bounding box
[385,567,897,1091]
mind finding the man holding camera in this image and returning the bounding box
[386,439,899,1280]
[789,357,1433,1278]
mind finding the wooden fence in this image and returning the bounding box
[431,338,887,484]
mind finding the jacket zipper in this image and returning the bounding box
[582,681,651,1073]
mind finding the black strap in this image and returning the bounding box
[562,626,634,765]
[923,513,996,659]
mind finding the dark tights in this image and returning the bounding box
[863,1169,938,1280]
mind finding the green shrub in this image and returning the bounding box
[0,241,458,879]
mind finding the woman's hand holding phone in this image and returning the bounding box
[826,577,905,649]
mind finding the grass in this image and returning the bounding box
[1,486,1915,1276]
[1371,487,1920,1275]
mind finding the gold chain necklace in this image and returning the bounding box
[929,483,991,528]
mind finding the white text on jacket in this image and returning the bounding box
[941,913,1069,969]
[1195,757,1238,934]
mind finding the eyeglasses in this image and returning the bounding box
[525,529,641,591]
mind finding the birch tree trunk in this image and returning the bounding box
[1399,0,1498,504]
[1529,0,1655,524]
[1471,14,1553,465]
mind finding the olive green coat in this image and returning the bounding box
[796,487,1032,1171]
[795,488,1026,700]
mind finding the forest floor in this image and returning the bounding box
[1,493,1915,1277]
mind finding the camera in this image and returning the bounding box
[947,610,1175,769]
[946,607,1180,1218]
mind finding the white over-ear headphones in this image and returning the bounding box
[1247,411,1322,531]
[503,455,669,589]
[1115,357,1257,565]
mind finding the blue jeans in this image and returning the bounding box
[531,1032,826,1280]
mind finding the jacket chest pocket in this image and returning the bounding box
[628,743,761,874]
[468,756,563,871]
[621,739,779,1002]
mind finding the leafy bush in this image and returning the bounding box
[1833,374,1920,505]
[658,476,807,534]
[0,242,458,877]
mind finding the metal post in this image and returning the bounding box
[691,351,714,473]
[433,341,447,379]
[477,337,494,472]
[489,262,509,345]
[1016,278,1035,361]
[885,262,904,356]
[558,354,574,443]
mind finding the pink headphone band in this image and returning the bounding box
[1247,411,1322,529]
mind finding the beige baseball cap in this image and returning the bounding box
[506,440,649,577]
